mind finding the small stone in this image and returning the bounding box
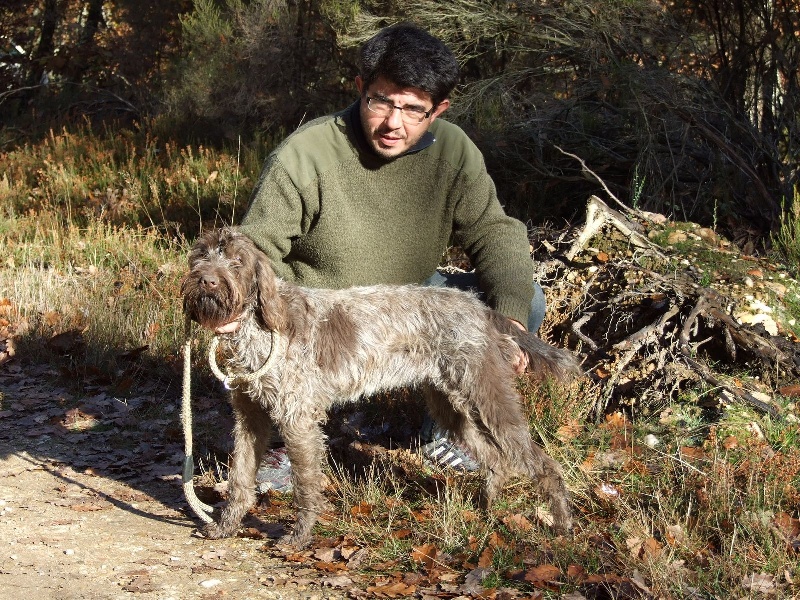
[667,231,688,244]
[641,210,667,225]
[750,391,773,404]
[200,579,222,588]
[643,434,660,448]
[763,282,786,297]
[64,549,75,555]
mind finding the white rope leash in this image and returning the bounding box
[181,315,215,523]
[207,329,279,387]
[181,316,279,524]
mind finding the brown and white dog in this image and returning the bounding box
[182,227,577,546]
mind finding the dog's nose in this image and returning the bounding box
[199,274,219,289]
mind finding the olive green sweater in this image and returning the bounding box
[240,101,534,325]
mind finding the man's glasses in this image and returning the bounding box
[366,95,434,125]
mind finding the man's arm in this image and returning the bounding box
[238,154,312,280]
[452,168,535,327]
[217,155,309,333]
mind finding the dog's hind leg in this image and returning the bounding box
[474,380,572,531]
[203,389,274,539]
[421,386,511,506]
[277,417,330,548]
[449,368,573,533]
[521,441,572,532]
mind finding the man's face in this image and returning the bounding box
[356,75,450,160]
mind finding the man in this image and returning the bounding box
[228,23,544,486]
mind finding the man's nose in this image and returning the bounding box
[384,106,404,128]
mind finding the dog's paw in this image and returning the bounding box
[201,521,235,539]
[549,500,573,534]
[276,531,312,549]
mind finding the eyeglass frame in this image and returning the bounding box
[364,94,436,124]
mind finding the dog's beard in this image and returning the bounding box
[183,280,242,330]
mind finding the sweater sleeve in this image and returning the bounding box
[238,154,317,282]
[452,157,535,327]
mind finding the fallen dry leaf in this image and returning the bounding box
[314,561,347,572]
[477,545,494,568]
[722,435,739,449]
[486,530,508,549]
[411,543,437,570]
[626,536,663,559]
[741,572,775,593]
[119,345,149,360]
[778,384,800,397]
[0,298,13,316]
[390,528,411,539]
[48,329,85,354]
[595,366,611,379]
[665,524,686,546]
[567,564,587,581]
[680,446,705,460]
[557,419,583,441]
[321,574,353,589]
[61,407,99,431]
[595,482,621,499]
[367,580,416,598]
[502,512,532,531]
[350,502,373,516]
[525,563,561,583]
[239,527,265,539]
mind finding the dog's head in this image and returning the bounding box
[181,227,286,331]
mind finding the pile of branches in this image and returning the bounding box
[534,195,800,421]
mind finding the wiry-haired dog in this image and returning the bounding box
[182,227,578,546]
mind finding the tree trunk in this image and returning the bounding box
[26,0,60,88]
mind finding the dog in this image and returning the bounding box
[182,227,578,547]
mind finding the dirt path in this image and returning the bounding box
[0,361,353,600]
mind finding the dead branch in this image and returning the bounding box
[541,195,799,420]
[565,195,665,262]
[679,349,780,418]
[554,146,633,214]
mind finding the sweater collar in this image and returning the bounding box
[342,100,436,160]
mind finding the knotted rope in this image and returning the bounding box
[181,315,280,524]
[206,329,279,388]
[181,315,215,524]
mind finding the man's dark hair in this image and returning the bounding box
[359,23,459,107]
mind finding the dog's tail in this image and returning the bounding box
[491,313,580,382]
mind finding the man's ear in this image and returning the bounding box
[429,98,450,123]
[355,75,364,95]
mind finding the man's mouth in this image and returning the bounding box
[377,132,403,146]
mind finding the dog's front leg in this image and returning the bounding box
[277,418,330,548]
[204,389,273,539]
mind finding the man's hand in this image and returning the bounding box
[215,317,242,335]
[509,319,529,374]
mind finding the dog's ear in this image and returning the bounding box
[254,257,288,332]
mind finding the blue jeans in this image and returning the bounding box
[418,270,546,442]
[422,271,546,333]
